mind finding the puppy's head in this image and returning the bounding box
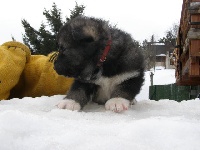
[54,16,110,80]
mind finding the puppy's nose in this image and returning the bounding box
[58,46,65,54]
[58,49,63,54]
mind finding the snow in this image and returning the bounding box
[156,54,166,56]
[0,69,200,150]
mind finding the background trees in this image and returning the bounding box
[141,23,179,70]
[158,23,179,47]
[22,2,85,55]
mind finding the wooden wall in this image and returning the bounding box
[174,0,200,85]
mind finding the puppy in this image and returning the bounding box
[54,16,144,112]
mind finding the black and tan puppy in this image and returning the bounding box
[54,16,144,112]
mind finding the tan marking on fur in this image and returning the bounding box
[83,26,99,41]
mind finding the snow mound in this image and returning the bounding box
[0,96,200,150]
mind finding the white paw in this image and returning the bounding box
[105,98,130,112]
[57,99,81,111]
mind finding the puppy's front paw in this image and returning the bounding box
[105,98,130,112]
[57,99,81,111]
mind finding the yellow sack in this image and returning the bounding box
[0,41,74,100]
[0,41,31,100]
[11,53,74,98]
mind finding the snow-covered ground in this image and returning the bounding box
[0,69,200,150]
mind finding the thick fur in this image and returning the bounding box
[54,16,144,112]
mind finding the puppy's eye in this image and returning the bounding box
[80,37,94,43]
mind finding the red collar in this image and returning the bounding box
[97,36,112,67]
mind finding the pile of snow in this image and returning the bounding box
[0,69,200,150]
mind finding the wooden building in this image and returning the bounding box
[174,0,200,85]
[149,43,175,69]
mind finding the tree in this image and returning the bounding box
[67,2,85,22]
[141,35,157,70]
[22,2,85,55]
[150,34,156,43]
[159,23,179,47]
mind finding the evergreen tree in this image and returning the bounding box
[67,2,85,21]
[159,23,179,47]
[141,38,155,70]
[22,2,85,55]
